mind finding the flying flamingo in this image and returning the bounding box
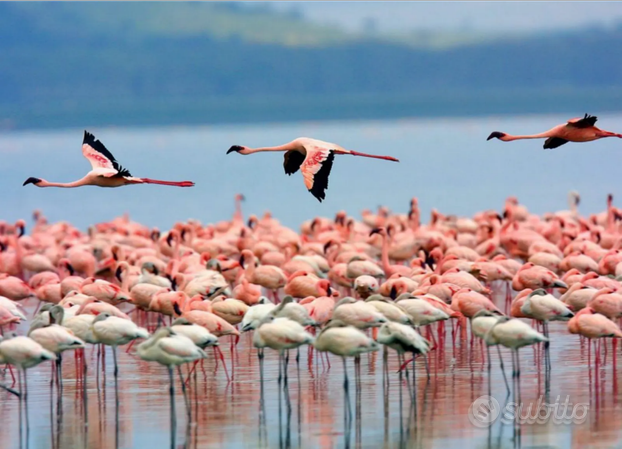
[487,114,622,149]
[226,138,399,202]
[23,131,195,189]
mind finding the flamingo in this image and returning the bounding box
[377,321,431,389]
[484,317,547,406]
[91,312,149,384]
[226,138,399,202]
[28,305,85,393]
[23,131,195,189]
[487,114,622,149]
[313,320,379,417]
[241,298,277,332]
[568,307,622,369]
[0,335,57,428]
[253,315,314,387]
[138,327,207,438]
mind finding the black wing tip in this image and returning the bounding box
[83,130,95,145]
[307,151,334,203]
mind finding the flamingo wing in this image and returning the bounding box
[301,149,335,202]
[82,131,132,177]
[567,114,597,129]
[543,137,568,149]
[283,150,305,175]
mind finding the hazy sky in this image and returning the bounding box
[271,2,622,33]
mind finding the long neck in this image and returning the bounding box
[380,233,391,275]
[502,131,554,141]
[246,142,299,154]
[234,199,243,223]
[38,177,89,188]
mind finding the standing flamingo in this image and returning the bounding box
[0,335,56,433]
[226,138,399,202]
[138,327,207,444]
[313,320,379,418]
[253,315,314,388]
[484,317,547,408]
[487,114,622,149]
[23,131,195,188]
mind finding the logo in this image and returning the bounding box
[468,395,500,428]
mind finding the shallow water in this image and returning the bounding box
[1,112,622,232]
[1,288,621,449]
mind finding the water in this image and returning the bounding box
[1,292,621,449]
[1,113,622,448]
[0,112,621,232]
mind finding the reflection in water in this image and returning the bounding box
[1,294,622,448]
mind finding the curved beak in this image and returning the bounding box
[227,145,243,154]
[23,177,41,186]
[115,266,123,283]
[369,228,381,237]
[173,302,182,316]
[238,254,245,270]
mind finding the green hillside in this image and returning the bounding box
[1,2,620,130]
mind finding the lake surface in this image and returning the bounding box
[0,112,621,232]
[1,114,622,448]
[1,290,621,449]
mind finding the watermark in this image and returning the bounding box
[468,395,589,428]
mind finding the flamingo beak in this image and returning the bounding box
[173,302,182,316]
[369,228,382,237]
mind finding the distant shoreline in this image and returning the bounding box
[2,88,622,132]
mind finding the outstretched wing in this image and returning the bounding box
[543,137,569,149]
[567,113,597,129]
[283,150,305,175]
[301,149,335,203]
[81,131,132,177]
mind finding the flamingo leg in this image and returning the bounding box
[168,366,177,448]
[215,347,230,382]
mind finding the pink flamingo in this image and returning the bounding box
[487,114,622,149]
[23,131,195,188]
[226,138,398,202]
[368,227,413,277]
[568,307,622,369]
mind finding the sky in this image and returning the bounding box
[270,2,622,34]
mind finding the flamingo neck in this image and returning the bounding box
[500,131,555,141]
[379,233,392,276]
[37,177,89,188]
[246,142,299,154]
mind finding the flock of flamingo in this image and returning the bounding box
[3,114,622,445]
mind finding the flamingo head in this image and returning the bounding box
[487,131,508,141]
[23,177,42,187]
[317,279,332,296]
[369,227,386,237]
[227,145,251,155]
